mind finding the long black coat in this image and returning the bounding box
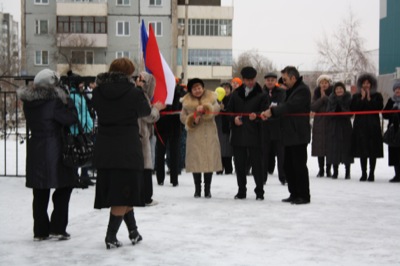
[17,86,78,189]
[350,92,384,158]
[325,92,354,165]
[310,86,332,156]
[382,98,400,166]
[92,72,151,170]
[270,77,311,147]
[262,86,286,141]
[227,83,266,147]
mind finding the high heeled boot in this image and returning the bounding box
[193,173,201,198]
[204,173,212,198]
[331,164,338,179]
[123,210,143,245]
[105,213,123,249]
[317,157,324,177]
[345,164,351,179]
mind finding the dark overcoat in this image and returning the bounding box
[325,92,354,165]
[382,98,400,165]
[17,86,78,189]
[262,86,286,141]
[350,75,383,158]
[227,83,266,147]
[270,77,311,147]
[311,86,332,156]
[92,72,151,170]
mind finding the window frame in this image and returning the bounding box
[34,50,49,66]
[71,50,94,65]
[35,19,49,35]
[116,21,130,36]
[116,51,131,59]
[34,0,49,5]
[149,0,162,7]
[148,21,162,37]
[116,0,130,6]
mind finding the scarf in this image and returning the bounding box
[392,95,400,109]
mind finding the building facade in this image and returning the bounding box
[0,12,19,76]
[21,0,173,76]
[379,0,400,75]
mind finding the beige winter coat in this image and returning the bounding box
[180,89,222,173]
[138,72,160,169]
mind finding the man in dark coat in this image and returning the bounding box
[227,66,266,200]
[261,66,311,205]
[155,83,185,186]
[261,72,286,185]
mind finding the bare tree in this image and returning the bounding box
[53,32,95,74]
[316,10,375,83]
[232,50,276,85]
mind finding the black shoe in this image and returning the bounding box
[345,174,351,180]
[234,193,246,199]
[360,175,367,182]
[279,177,286,185]
[216,171,223,175]
[205,193,212,198]
[316,170,324,177]
[389,176,400,183]
[172,182,179,187]
[332,174,338,179]
[105,237,123,249]
[194,192,201,198]
[128,230,143,245]
[158,182,164,186]
[281,196,294,203]
[82,178,95,186]
[50,232,71,241]
[367,175,375,182]
[291,198,310,205]
[326,169,332,177]
[33,236,50,241]
[256,195,264,201]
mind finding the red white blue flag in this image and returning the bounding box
[141,20,175,104]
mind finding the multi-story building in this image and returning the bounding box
[177,0,233,88]
[21,0,233,87]
[21,0,174,76]
[0,12,19,76]
[379,0,400,76]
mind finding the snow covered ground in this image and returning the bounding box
[1,139,400,266]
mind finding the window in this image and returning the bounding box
[57,16,107,34]
[34,0,49,4]
[116,51,130,59]
[179,18,232,37]
[148,21,162,36]
[117,0,130,5]
[187,49,232,66]
[117,21,130,36]
[71,51,94,64]
[35,51,49,65]
[149,0,162,6]
[35,20,48,35]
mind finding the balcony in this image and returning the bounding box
[57,63,108,76]
[57,33,107,48]
[56,0,107,16]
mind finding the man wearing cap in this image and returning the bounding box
[227,66,266,200]
[261,72,286,185]
[261,66,311,205]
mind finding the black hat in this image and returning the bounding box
[264,72,277,79]
[187,78,204,92]
[240,66,257,79]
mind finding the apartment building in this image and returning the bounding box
[0,12,19,76]
[21,0,173,76]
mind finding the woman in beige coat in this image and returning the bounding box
[180,78,222,198]
[138,72,165,206]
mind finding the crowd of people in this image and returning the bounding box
[17,58,400,249]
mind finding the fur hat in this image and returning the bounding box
[316,74,332,86]
[33,69,60,89]
[187,78,204,92]
[393,80,400,91]
[356,73,377,93]
[333,81,347,92]
[241,66,257,79]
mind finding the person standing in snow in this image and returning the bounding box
[17,69,79,241]
[92,58,151,249]
[180,78,222,198]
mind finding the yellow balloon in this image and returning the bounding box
[215,87,226,102]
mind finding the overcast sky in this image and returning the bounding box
[0,0,380,71]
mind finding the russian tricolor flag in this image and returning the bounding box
[141,20,175,105]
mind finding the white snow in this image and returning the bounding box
[1,137,400,266]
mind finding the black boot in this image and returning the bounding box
[316,157,324,177]
[360,158,368,181]
[105,213,123,249]
[331,164,338,179]
[326,163,332,177]
[193,173,201,198]
[345,164,351,179]
[204,173,212,198]
[123,210,143,245]
[368,157,376,182]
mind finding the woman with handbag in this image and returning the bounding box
[382,80,400,183]
[92,58,152,249]
[17,69,79,241]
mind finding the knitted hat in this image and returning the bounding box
[33,69,60,89]
[316,74,332,86]
[393,80,400,91]
[231,77,242,86]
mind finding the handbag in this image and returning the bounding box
[62,120,94,168]
[383,124,400,147]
